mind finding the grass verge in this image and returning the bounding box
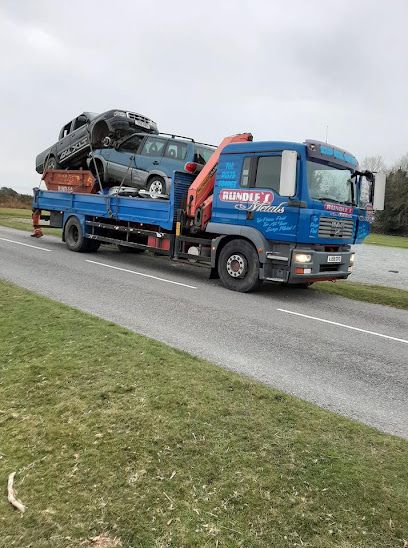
[313,280,408,310]
[0,280,407,547]
[365,233,408,249]
[0,207,61,237]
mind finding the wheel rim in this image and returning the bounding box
[46,158,56,170]
[149,180,163,198]
[70,226,79,244]
[226,254,247,278]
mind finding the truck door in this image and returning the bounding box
[242,153,299,241]
[134,136,167,185]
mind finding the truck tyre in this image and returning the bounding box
[147,176,165,198]
[44,155,60,171]
[217,239,262,292]
[64,217,100,252]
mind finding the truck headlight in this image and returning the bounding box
[294,253,312,263]
[113,111,126,117]
[350,253,355,264]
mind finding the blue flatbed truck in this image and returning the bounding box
[32,135,385,292]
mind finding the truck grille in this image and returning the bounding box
[318,217,354,239]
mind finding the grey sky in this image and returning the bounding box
[1,0,407,193]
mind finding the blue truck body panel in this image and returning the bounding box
[33,172,194,232]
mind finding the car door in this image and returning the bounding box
[56,121,74,165]
[106,134,145,186]
[161,140,189,177]
[134,136,167,184]
[242,153,299,241]
[67,114,90,163]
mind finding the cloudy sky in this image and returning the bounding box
[1,0,407,193]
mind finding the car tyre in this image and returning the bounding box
[147,176,165,198]
[44,156,60,171]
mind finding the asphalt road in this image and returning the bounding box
[1,226,407,438]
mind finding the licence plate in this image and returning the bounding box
[327,255,342,263]
[134,119,150,129]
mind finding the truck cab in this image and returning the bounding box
[207,139,383,288]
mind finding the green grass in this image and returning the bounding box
[0,207,61,237]
[313,280,408,310]
[0,281,407,547]
[365,233,408,248]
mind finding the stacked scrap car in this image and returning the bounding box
[35,110,158,173]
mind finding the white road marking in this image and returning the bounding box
[0,237,52,252]
[277,308,408,344]
[86,259,197,289]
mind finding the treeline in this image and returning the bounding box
[0,187,32,209]
[362,155,408,235]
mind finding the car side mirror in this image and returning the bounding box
[373,172,386,211]
[279,150,297,197]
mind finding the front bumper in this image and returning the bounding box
[288,249,353,283]
[262,248,353,283]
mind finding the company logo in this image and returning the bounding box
[219,189,274,204]
[323,203,353,214]
[219,189,285,214]
[331,220,344,235]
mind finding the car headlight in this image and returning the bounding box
[350,253,355,264]
[294,253,312,263]
[113,111,126,117]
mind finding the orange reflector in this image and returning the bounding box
[295,267,304,274]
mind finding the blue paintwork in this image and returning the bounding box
[211,141,371,246]
[33,140,373,246]
[33,172,194,232]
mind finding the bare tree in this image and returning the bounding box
[360,155,386,172]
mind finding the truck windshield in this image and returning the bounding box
[307,160,355,205]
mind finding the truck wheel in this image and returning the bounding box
[147,176,165,198]
[217,239,262,292]
[44,156,59,171]
[64,217,100,252]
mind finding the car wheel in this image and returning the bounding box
[147,176,165,198]
[44,156,59,171]
[217,239,262,292]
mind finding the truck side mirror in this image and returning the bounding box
[373,172,386,211]
[279,150,297,197]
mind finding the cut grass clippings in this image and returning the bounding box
[0,207,61,237]
[0,280,407,547]
[313,280,408,310]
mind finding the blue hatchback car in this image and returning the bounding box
[88,133,215,197]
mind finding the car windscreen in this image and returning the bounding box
[194,145,215,165]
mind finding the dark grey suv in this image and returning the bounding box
[35,110,158,174]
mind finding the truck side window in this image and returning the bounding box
[140,137,166,156]
[255,156,282,192]
[240,157,252,187]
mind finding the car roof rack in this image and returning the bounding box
[157,132,215,148]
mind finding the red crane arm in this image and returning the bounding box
[186,133,253,219]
